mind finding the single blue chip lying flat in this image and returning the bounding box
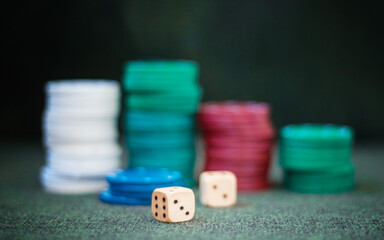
[106,168,183,185]
[108,179,184,193]
[99,190,152,206]
[109,189,154,198]
[99,168,186,206]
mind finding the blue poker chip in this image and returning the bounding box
[106,168,183,185]
[109,179,184,196]
[99,190,151,205]
[109,189,153,198]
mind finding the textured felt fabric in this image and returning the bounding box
[1,140,383,239]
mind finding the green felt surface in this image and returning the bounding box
[1,140,384,239]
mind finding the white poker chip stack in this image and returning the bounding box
[41,80,122,194]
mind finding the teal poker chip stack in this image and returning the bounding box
[123,60,202,113]
[279,124,355,194]
[122,60,202,187]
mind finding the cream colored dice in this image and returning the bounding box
[151,187,195,223]
[199,171,237,208]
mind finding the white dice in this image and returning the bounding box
[199,171,237,208]
[151,187,195,223]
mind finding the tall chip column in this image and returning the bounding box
[279,124,355,193]
[122,61,202,187]
[198,102,275,191]
[41,80,122,194]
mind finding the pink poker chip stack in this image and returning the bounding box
[198,101,275,191]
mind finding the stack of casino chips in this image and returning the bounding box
[198,102,275,191]
[41,80,121,194]
[279,124,355,193]
[122,60,202,187]
[100,168,184,205]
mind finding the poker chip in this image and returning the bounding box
[128,146,196,162]
[122,60,202,187]
[198,101,275,191]
[46,152,121,177]
[108,189,154,198]
[236,179,270,191]
[99,190,152,205]
[129,158,195,169]
[47,143,122,158]
[44,124,118,145]
[124,111,197,186]
[125,112,194,131]
[40,80,122,194]
[40,167,108,194]
[124,60,198,72]
[123,60,201,114]
[108,180,184,193]
[99,168,185,206]
[127,87,202,113]
[123,61,199,91]
[106,168,183,184]
[205,167,269,179]
[281,124,352,144]
[125,130,195,148]
[279,124,355,194]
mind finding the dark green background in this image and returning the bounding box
[2,0,384,138]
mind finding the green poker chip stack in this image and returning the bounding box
[122,60,202,187]
[123,60,202,113]
[279,124,355,194]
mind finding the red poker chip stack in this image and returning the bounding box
[198,101,275,191]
